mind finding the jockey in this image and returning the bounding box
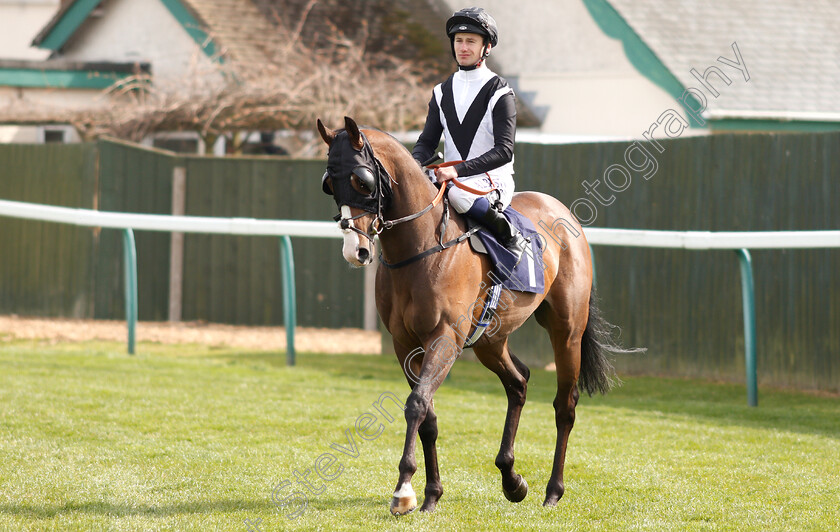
[412,6,528,262]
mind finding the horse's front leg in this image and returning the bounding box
[417,398,442,512]
[392,344,443,513]
[391,331,461,515]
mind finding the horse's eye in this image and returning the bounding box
[352,174,373,195]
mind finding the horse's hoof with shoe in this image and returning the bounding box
[503,474,528,503]
[389,484,417,516]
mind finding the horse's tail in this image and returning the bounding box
[578,285,644,396]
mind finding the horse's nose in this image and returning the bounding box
[357,246,370,264]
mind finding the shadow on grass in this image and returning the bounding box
[448,365,840,441]
[200,351,840,441]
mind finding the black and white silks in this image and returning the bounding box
[413,63,516,213]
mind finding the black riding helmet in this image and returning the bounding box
[446,7,498,67]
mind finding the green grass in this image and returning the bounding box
[1,340,838,531]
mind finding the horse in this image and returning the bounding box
[317,116,628,514]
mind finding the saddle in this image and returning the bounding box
[465,206,545,295]
[460,206,544,348]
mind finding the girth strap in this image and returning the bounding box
[463,283,503,348]
[379,224,481,269]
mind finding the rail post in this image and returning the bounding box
[735,248,758,407]
[122,229,138,355]
[279,236,296,365]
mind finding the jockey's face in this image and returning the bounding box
[453,32,489,67]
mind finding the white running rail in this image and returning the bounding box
[2,197,839,406]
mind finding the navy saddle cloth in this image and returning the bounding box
[468,206,545,294]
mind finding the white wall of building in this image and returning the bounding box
[1,0,224,144]
[0,123,79,143]
[0,0,59,60]
[513,72,695,138]
[61,0,216,82]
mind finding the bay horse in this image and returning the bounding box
[317,116,627,514]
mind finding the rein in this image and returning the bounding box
[332,140,497,268]
[375,160,497,268]
[426,160,499,195]
[373,160,496,233]
[379,197,483,269]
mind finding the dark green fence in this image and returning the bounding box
[97,140,175,321]
[0,139,364,329]
[95,140,364,328]
[1,132,837,391]
[179,155,362,328]
[509,132,839,392]
[0,143,98,317]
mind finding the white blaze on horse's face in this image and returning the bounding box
[339,205,373,267]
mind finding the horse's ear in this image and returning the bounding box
[344,116,364,150]
[316,118,335,146]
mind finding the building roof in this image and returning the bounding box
[604,0,840,123]
[181,0,283,68]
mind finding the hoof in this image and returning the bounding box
[390,483,417,516]
[419,499,438,513]
[503,475,528,503]
[390,494,417,516]
[543,487,564,507]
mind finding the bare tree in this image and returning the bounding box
[1,2,438,156]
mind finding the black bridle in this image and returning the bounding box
[323,133,480,268]
[322,130,397,244]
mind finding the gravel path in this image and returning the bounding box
[0,315,381,354]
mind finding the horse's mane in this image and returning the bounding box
[359,126,415,158]
[355,126,430,187]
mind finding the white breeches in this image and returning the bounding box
[448,173,515,214]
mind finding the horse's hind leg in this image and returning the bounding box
[546,371,579,506]
[473,340,531,503]
[538,310,582,506]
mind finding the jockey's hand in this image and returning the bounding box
[434,166,458,183]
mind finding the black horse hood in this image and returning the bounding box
[323,130,393,213]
